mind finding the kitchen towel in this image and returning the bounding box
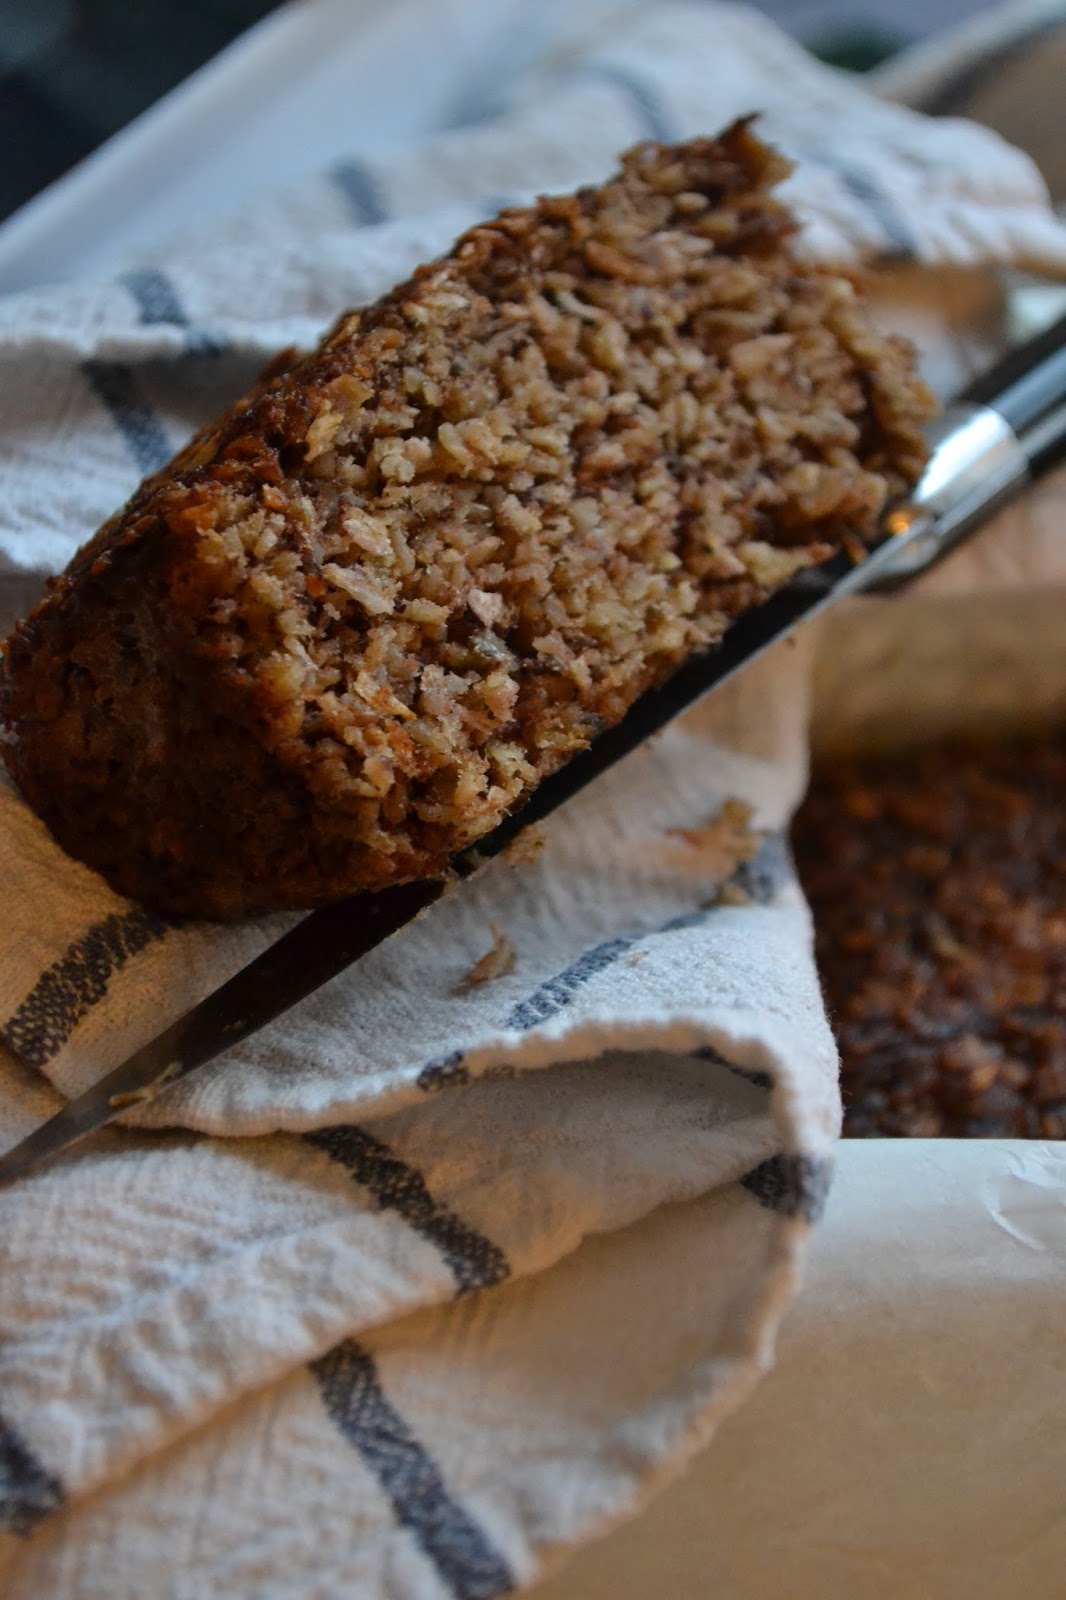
[0,3,1063,1597]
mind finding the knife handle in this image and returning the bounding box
[859,310,1066,594]
[957,310,1066,479]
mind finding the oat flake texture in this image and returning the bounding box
[0,122,932,919]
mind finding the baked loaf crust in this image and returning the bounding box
[1,122,934,920]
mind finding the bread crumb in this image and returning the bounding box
[709,881,754,908]
[459,923,517,989]
[108,1087,157,1110]
[666,797,762,881]
[925,920,976,966]
[504,823,547,866]
[107,1059,181,1112]
[840,526,869,566]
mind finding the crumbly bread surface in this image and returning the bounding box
[1,121,934,919]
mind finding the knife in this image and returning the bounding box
[3,311,1065,1184]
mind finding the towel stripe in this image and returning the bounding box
[119,267,190,326]
[658,908,711,935]
[330,158,390,227]
[824,160,915,260]
[502,846,793,1033]
[580,63,675,143]
[118,266,230,356]
[741,1153,832,1223]
[305,1125,510,1293]
[506,936,634,1031]
[732,830,793,905]
[725,1063,774,1091]
[0,1408,63,1536]
[420,833,792,1083]
[1,908,173,1071]
[693,1046,773,1092]
[311,1341,514,1600]
[82,360,173,474]
[417,1050,471,1094]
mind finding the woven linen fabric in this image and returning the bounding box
[0,3,1064,1597]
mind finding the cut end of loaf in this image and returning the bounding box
[0,120,935,919]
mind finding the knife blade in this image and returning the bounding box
[2,312,1065,1185]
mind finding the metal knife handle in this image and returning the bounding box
[858,311,1066,592]
[957,309,1066,477]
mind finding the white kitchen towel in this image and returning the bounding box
[0,3,1063,1598]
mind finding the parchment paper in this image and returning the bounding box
[536,1139,1066,1600]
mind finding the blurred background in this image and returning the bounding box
[0,0,1017,225]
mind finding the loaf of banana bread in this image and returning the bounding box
[0,120,934,919]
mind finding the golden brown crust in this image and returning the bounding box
[1,122,935,919]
